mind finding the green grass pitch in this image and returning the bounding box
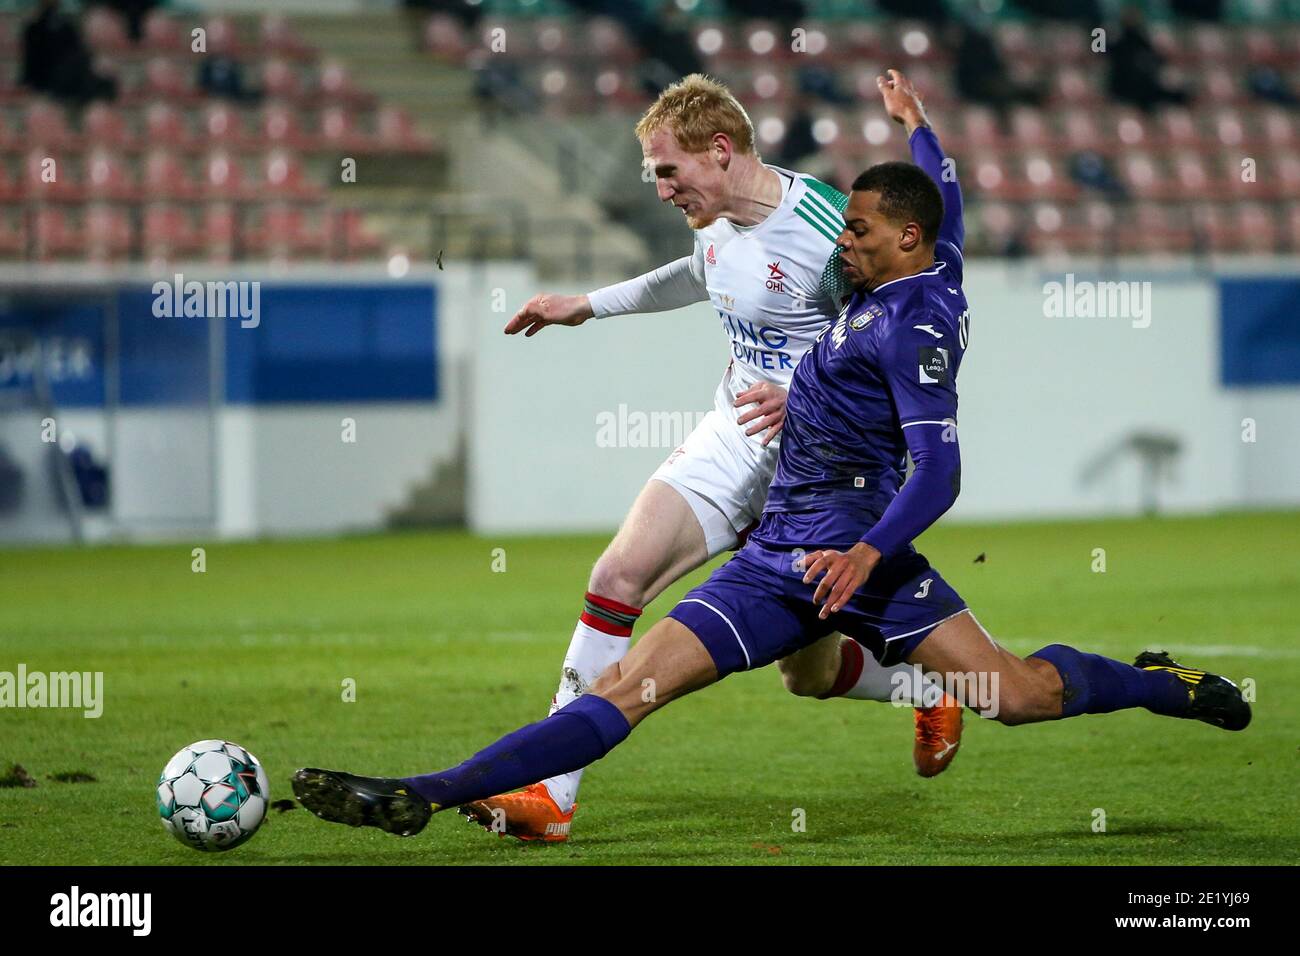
[1,511,1296,865]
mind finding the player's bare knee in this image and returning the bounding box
[778,661,831,698]
[587,551,650,608]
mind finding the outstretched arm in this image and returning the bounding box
[505,246,708,336]
[878,69,964,258]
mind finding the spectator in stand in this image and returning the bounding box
[1016,0,1104,22]
[94,0,160,42]
[952,19,1044,120]
[21,0,117,104]
[1248,66,1298,107]
[773,94,818,169]
[724,0,805,31]
[1108,5,1190,112]
[638,2,704,98]
[1171,0,1223,19]
[198,55,262,103]
[877,0,948,24]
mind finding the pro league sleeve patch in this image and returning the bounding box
[918,346,950,385]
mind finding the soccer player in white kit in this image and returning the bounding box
[466,75,962,842]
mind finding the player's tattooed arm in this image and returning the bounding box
[734,381,787,446]
[505,293,594,337]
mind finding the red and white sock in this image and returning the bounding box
[819,637,941,706]
[540,592,641,812]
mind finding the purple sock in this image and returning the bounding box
[403,695,631,808]
[1030,644,1190,719]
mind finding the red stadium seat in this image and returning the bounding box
[1191,203,1240,251]
[994,22,1034,64]
[592,68,643,109]
[145,102,195,149]
[585,16,636,63]
[893,22,942,63]
[690,21,732,65]
[1190,24,1234,65]
[1062,108,1105,152]
[202,151,249,200]
[83,103,133,149]
[1260,109,1296,148]
[1198,67,1240,104]
[425,13,469,60]
[1119,153,1167,199]
[376,106,432,152]
[318,106,367,151]
[336,208,382,259]
[1157,108,1203,149]
[1051,67,1101,106]
[83,7,131,53]
[262,60,301,100]
[978,202,1021,247]
[85,204,133,261]
[262,13,312,59]
[1129,202,1194,254]
[204,16,241,56]
[1274,153,1300,199]
[1022,153,1077,200]
[1236,202,1278,253]
[1212,111,1248,148]
[1009,107,1053,150]
[843,21,887,59]
[316,60,372,106]
[84,149,137,201]
[1044,23,1089,63]
[262,150,320,199]
[143,57,195,101]
[142,203,202,260]
[261,103,310,148]
[143,150,196,200]
[243,202,329,258]
[970,155,1015,200]
[203,103,251,148]
[533,18,576,59]
[1173,154,1211,194]
[33,207,81,259]
[1113,108,1150,148]
[961,106,1002,149]
[143,10,184,53]
[25,101,78,149]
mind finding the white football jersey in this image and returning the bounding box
[689,166,850,409]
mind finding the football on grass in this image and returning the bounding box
[157,740,270,851]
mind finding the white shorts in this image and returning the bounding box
[650,374,779,558]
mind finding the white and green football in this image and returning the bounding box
[157,740,270,851]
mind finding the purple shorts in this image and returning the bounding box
[667,540,967,677]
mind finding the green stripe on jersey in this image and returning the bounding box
[801,176,849,214]
[794,205,839,244]
[797,195,842,236]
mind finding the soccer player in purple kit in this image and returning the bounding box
[292,71,1251,840]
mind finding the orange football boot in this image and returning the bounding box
[913,694,963,777]
[458,782,576,843]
